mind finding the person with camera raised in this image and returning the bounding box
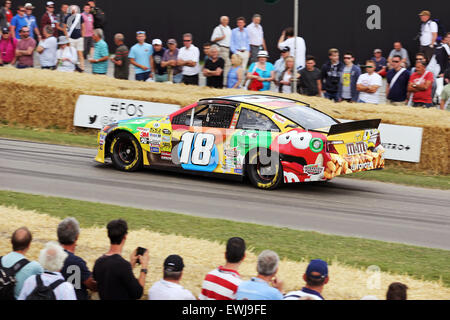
[93,219,149,300]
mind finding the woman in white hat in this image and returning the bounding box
[56,35,78,72]
[246,50,275,91]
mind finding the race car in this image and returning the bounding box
[95,94,385,189]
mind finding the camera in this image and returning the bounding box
[135,247,147,265]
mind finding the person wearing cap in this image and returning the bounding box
[278,27,306,70]
[274,46,290,81]
[210,16,231,85]
[40,1,58,38]
[0,26,17,65]
[152,38,168,82]
[36,25,57,69]
[247,50,275,91]
[89,28,108,75]
[371,49,387,77]
[55,35,77,72]
[203,44,225,88]
[246,14,267,64]
[418,10,438,63]
[21,3,41,41]
[128,30,154,81]
[15,26,36,68]
[230,17,250,71]
[110,33,129,80]
[178,33,200,85]
[161,38,183,83]
[236,250,284,300]
[81,3,94,60]
[148,255,196,300]
[284,259,329,300]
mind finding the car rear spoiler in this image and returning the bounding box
[327,119,381,135]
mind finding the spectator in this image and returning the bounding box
[55,35,77,72]
[247,13,266,64]
[230,17,250,71]
[0,227,43,299]
[386,282,408,300]
[93,219,149,300]
[10,6,28,39]
[203,44,224,89]
[435,32,450,78]
[337,52,361,102]
[199,237,246,300]
[226,53,244,89]
[18,241,76,300]
[278,27,306,70]
[236,250,283,300]
[56,3,69,37]
[418,10,438,63]
[210,16,231,85]
[247,50,275,92]
[63,5,85,71]
[110,33,129,80]
[388,42,410,69]
[36,25,57,70]
[278,56,298,94]
[15,26,36,69]
[386,54,410,105]
[274,46,290,81]
[178,33,200,85]
[284,259,329,300]
[81,3,94,59]
[40,1,58,38]
[440,82,450,110]
[23,3,41,41]
[0,26,17,65]
[148,255,196,300]
[356,60,383,104]
[298,55,322,96]
[57,217,97,300]
[321,48,344,102]
[129,30,153,81]
[0,1,13,29]
[88,28,108,75]
[152,38,167,82]
[161,38,182,83]
[87,1,105,30]
[371,48,387,76]
[202,42,211,64]
[408,61,434,108]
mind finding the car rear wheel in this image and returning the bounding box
[246,148,283,190]
[110,131,143,172]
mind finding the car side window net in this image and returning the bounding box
[236,108,280,132]
[203,104,236,128]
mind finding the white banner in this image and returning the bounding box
[73,95,180,129]
[378,123,423,163]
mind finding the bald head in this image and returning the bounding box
[11,227,32,252]
[220,16,229,26]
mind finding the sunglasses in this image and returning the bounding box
[343,57,352,59]
[366,66,374,68]
[183,39,191,42]
[391,60,400,63]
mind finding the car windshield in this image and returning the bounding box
[276,105,338,130]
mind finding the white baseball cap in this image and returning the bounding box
[24,3,35,9]
[152,39,162,45]
[46,1,55,6]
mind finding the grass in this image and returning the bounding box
[0,190,449,287]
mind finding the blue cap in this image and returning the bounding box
[306,259,328,279]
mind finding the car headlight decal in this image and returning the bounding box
[310,138,324,153]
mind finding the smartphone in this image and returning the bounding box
[135,247,147,265]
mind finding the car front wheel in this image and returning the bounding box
[110,131,143,172]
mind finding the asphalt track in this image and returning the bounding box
[0,138,449,250]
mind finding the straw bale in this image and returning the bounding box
[0,68,449,173]
[0,205,449,300]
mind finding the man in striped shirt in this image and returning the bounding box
[199,237,246,300]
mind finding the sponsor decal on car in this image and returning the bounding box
[150,146,160,153]
[346,141,368,155]
[303,164,324,175]
[272,114,286,124]
[161,151,172,161]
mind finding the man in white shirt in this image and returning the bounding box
[278,27,306,70]
[148,255,195,300]
[356,60,383,104]
[211,16,231,85]
[418,10,438,63]
[246,14,266,64]
[18,241,76,300]
[177,32,200,85]
[284,259,329,300]
[36,25,57,69]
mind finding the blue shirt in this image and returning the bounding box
[230,28,250,54]
[227,66,241,88]
[248,62,275,91]
[1,252,43,299]
[61,250,92,300]
[128,42,153,74]
[386,68,410,102]
[236,277,283,300]
[11,14,37,39]
[92,39,109,74]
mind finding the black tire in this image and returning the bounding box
[110,131,143,172]
[246,148,283,190]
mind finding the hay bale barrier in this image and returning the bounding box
[0,67,449,174]
[1,206,449,300]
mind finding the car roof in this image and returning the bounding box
[199,94,310,111]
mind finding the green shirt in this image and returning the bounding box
[441,83,450,104]
[93,39,109,74]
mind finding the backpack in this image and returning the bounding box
[432,19,446,43]
[25,273,65,300]
[0,256,30,300]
